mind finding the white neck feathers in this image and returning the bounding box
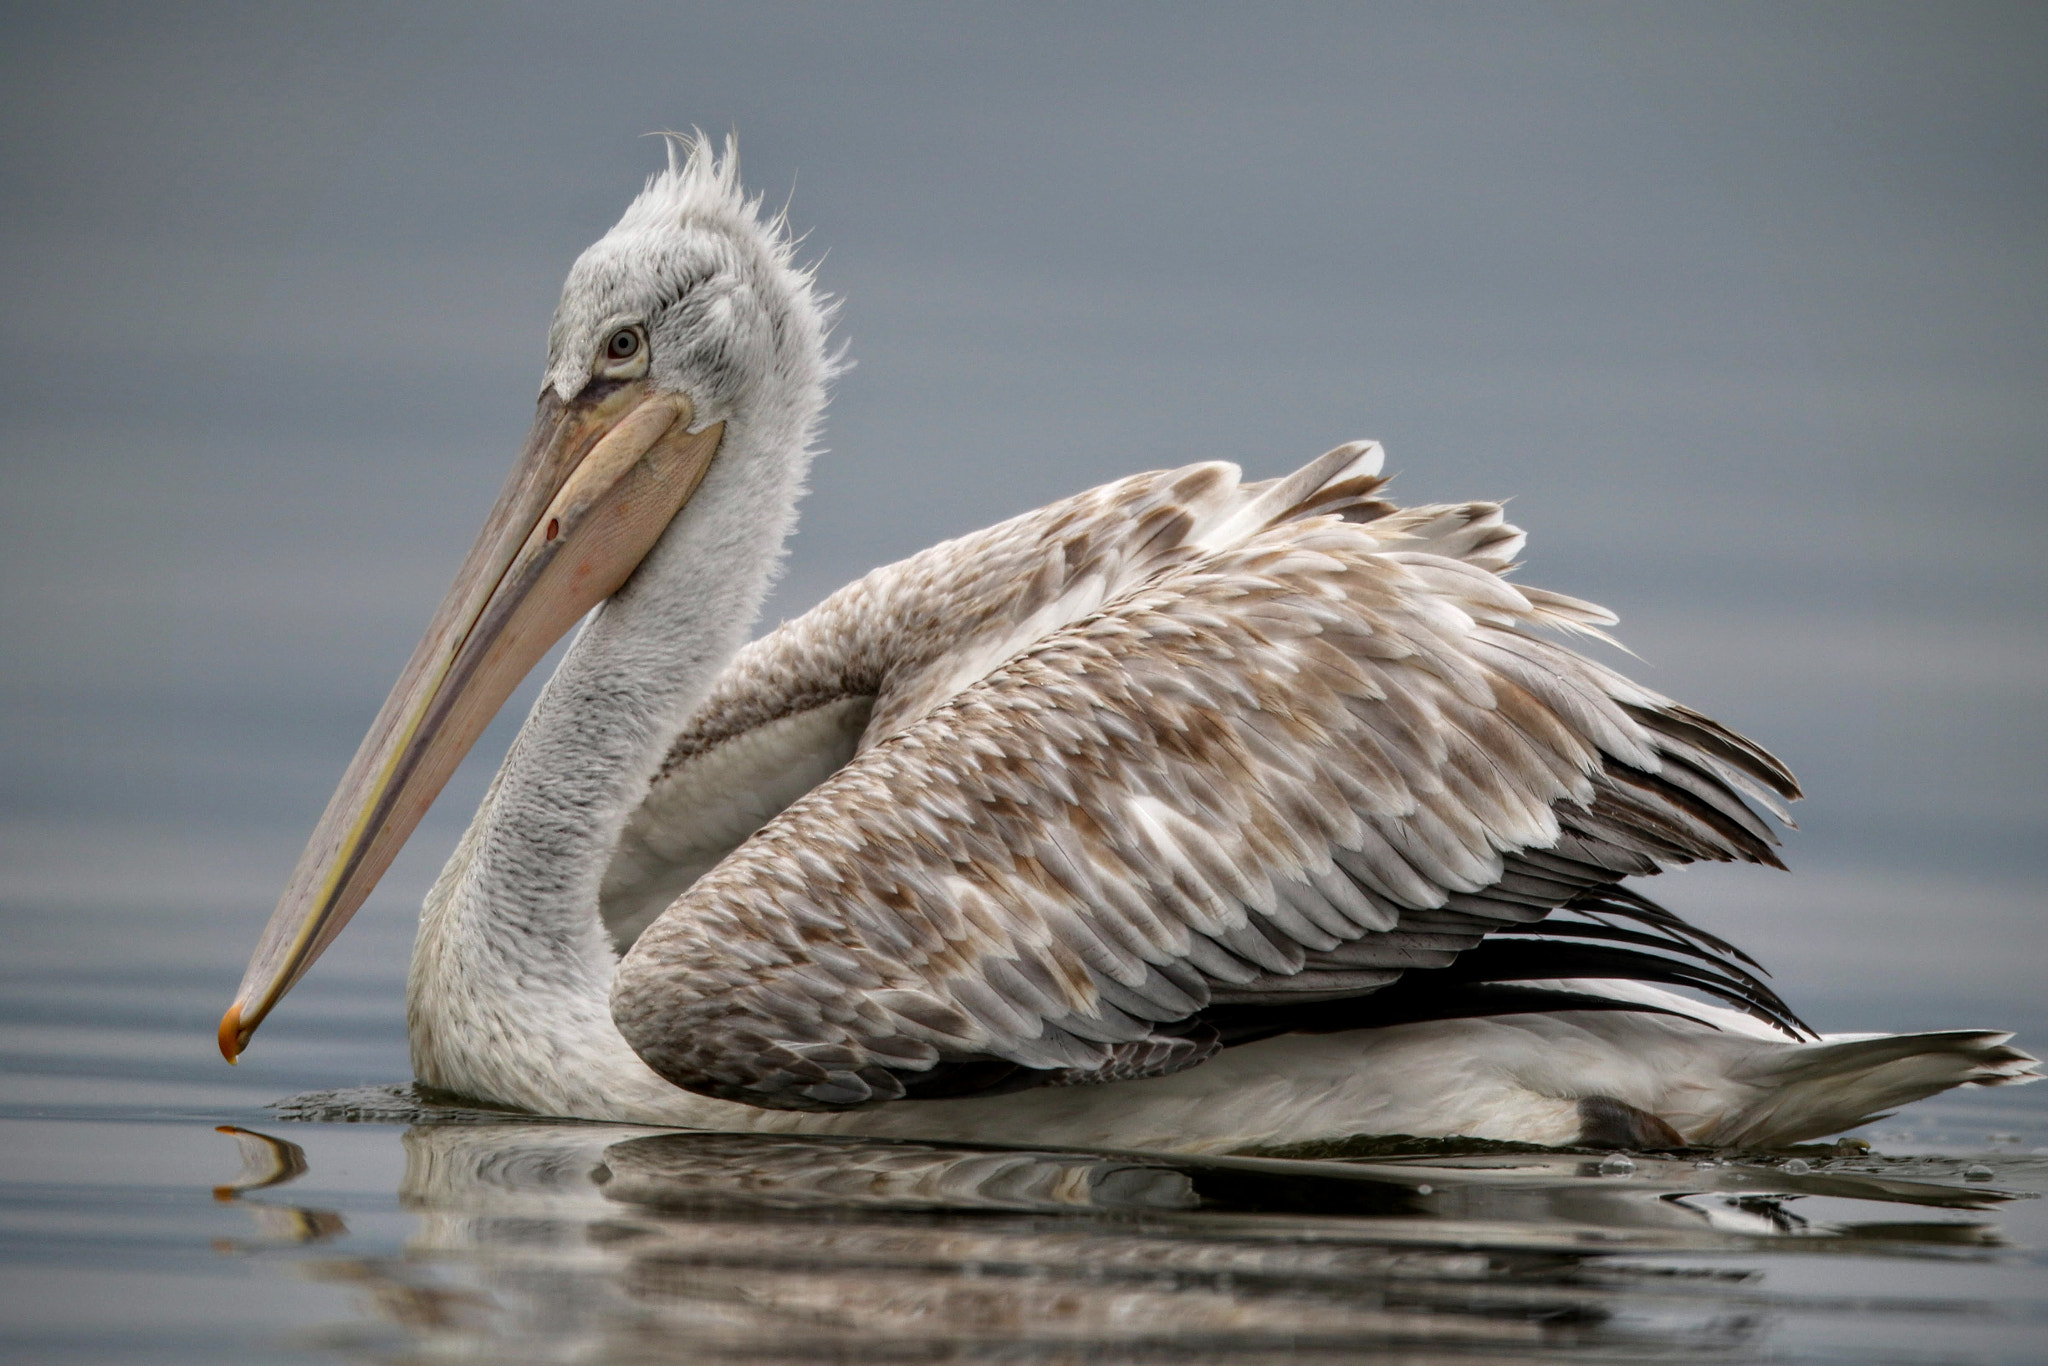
[407,417,810,1114]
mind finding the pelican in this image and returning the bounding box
[221,138,2034,1154]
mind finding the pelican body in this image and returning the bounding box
[222,139,2034,1154]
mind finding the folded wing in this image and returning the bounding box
[610,447,1801,1110]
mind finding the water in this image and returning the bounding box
[3,904,2045,1363]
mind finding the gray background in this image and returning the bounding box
[2,2,2041,1092]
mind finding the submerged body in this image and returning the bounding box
[411,945,2034,1153]
[227,138,2035,1154]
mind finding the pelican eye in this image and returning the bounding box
[595,324,649,379]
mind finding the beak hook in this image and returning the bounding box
[219,1003,245,1063]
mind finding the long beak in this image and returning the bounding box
[220,381,725,1061]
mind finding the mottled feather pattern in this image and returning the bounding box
[611,446,1800,1110]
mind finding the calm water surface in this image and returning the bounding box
[3,906,2044,1364]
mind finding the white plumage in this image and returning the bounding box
[227,136,2035,1153]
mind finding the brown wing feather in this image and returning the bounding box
[610,450,1797,1111]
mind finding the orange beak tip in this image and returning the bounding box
[218,1004,245,1064]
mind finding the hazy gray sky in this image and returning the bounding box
[2,3,2042,1047]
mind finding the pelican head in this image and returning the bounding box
[221,135,829,1061]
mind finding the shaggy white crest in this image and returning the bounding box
[544,132,834,435]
